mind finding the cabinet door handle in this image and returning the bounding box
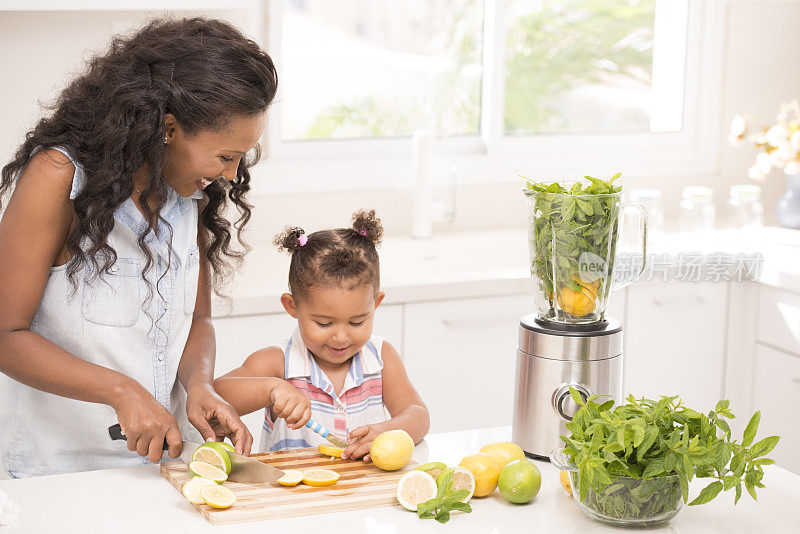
[441,313,525,328]
[652,296,707,308]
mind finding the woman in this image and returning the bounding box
[0,17,277,477]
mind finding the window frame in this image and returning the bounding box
[256,0,724,195]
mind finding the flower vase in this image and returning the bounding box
[776,172,800,229]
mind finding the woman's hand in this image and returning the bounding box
[343,423,387,461]
[113,382,183,463]
[186,383,253,455]
[268,380,311,430]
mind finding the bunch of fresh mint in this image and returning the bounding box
[523,174,623,319]
[561,389,780,521]
[416,469,472,524]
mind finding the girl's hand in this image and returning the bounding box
[186,383,253,455]
[343,424,386,461]
[269,380,312,430]
[113,382,183,463]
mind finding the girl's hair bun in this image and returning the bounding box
[274,226,306,253]
[351,209,383,246]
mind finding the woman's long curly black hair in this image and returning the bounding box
[0,17,278,295]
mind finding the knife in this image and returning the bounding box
[108,423,285,484]
[305,418,349,448]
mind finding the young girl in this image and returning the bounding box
[215,210,430,460]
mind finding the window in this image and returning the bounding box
[280,0,484,140]
[262,0,722,192]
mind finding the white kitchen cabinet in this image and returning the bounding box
[753,344,800,475]
[623,280,729,413]
[212,305,404,440]
[757,284,800,356]
[402,294,536,434]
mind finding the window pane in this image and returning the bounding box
[504,0,683,135]
[280,0,483,141]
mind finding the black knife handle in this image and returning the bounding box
[108,423,170,451]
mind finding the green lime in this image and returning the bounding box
[497,459,541,504]
[218,442,235,453]
[192,442,232,474]
[415,461,447,481]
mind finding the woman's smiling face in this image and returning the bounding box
[162,111,267,197]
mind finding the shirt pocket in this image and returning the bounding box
[183,244,200,315]
[81,258,142,327]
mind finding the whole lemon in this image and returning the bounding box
[459,452,501,497]
[370,429,414,471]
[560,469,573,496]
[497,459,541,504]
[479,442,525,469]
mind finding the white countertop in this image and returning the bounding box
[213,226,800,317]
[1,426,798,533]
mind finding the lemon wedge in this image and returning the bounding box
[192,443,232,474]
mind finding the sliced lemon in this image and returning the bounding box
[302,469,340,487]
[201,485,237,509]
[182,476,219,504]
[396,470,437,512]
[218,442,235,454]
[188,461,228,483]
[415,461,447,480]
[277,469,304,487]
[437,466,476,503]
[192,443,232,474]
[318,444,345,458]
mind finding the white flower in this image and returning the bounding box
[778,141,798,161]
[785,159,800,176]
[792,130,800,149]
[770,149,787,169]
[766,124,789,147]
[730,114,747,137]
[748,164,767,181]
[756,151,773,173]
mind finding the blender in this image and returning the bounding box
[512,182,646,460]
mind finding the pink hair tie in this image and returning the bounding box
[298,234,308,246]
[358,229,367,237]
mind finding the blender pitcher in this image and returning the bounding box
[524,187,646,325]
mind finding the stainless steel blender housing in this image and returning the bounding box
[512,313,623,460]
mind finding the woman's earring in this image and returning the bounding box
[164,136,168,144]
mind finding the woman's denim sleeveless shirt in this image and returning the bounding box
[0,146,204,477]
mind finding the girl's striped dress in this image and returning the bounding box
[258,328,389,452]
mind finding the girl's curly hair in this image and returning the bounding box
[0,17,278,295]
[274,210,384,297]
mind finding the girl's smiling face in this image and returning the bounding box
[281,284,385,367]
[161,111,267,197]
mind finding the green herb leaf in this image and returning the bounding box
[689,481,723,506]
[749,436,780,458]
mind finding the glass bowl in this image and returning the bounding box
[550,448,683,528]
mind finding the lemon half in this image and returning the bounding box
[396,470,437,512]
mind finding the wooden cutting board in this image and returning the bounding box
[161,447,418,525]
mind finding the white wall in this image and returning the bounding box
[0,2,798,238]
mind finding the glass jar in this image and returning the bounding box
[678,186,715,231]
[629,188,663,241]
[728,184,764,229]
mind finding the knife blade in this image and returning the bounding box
[108,423,284,484]
[305,418,349,448]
